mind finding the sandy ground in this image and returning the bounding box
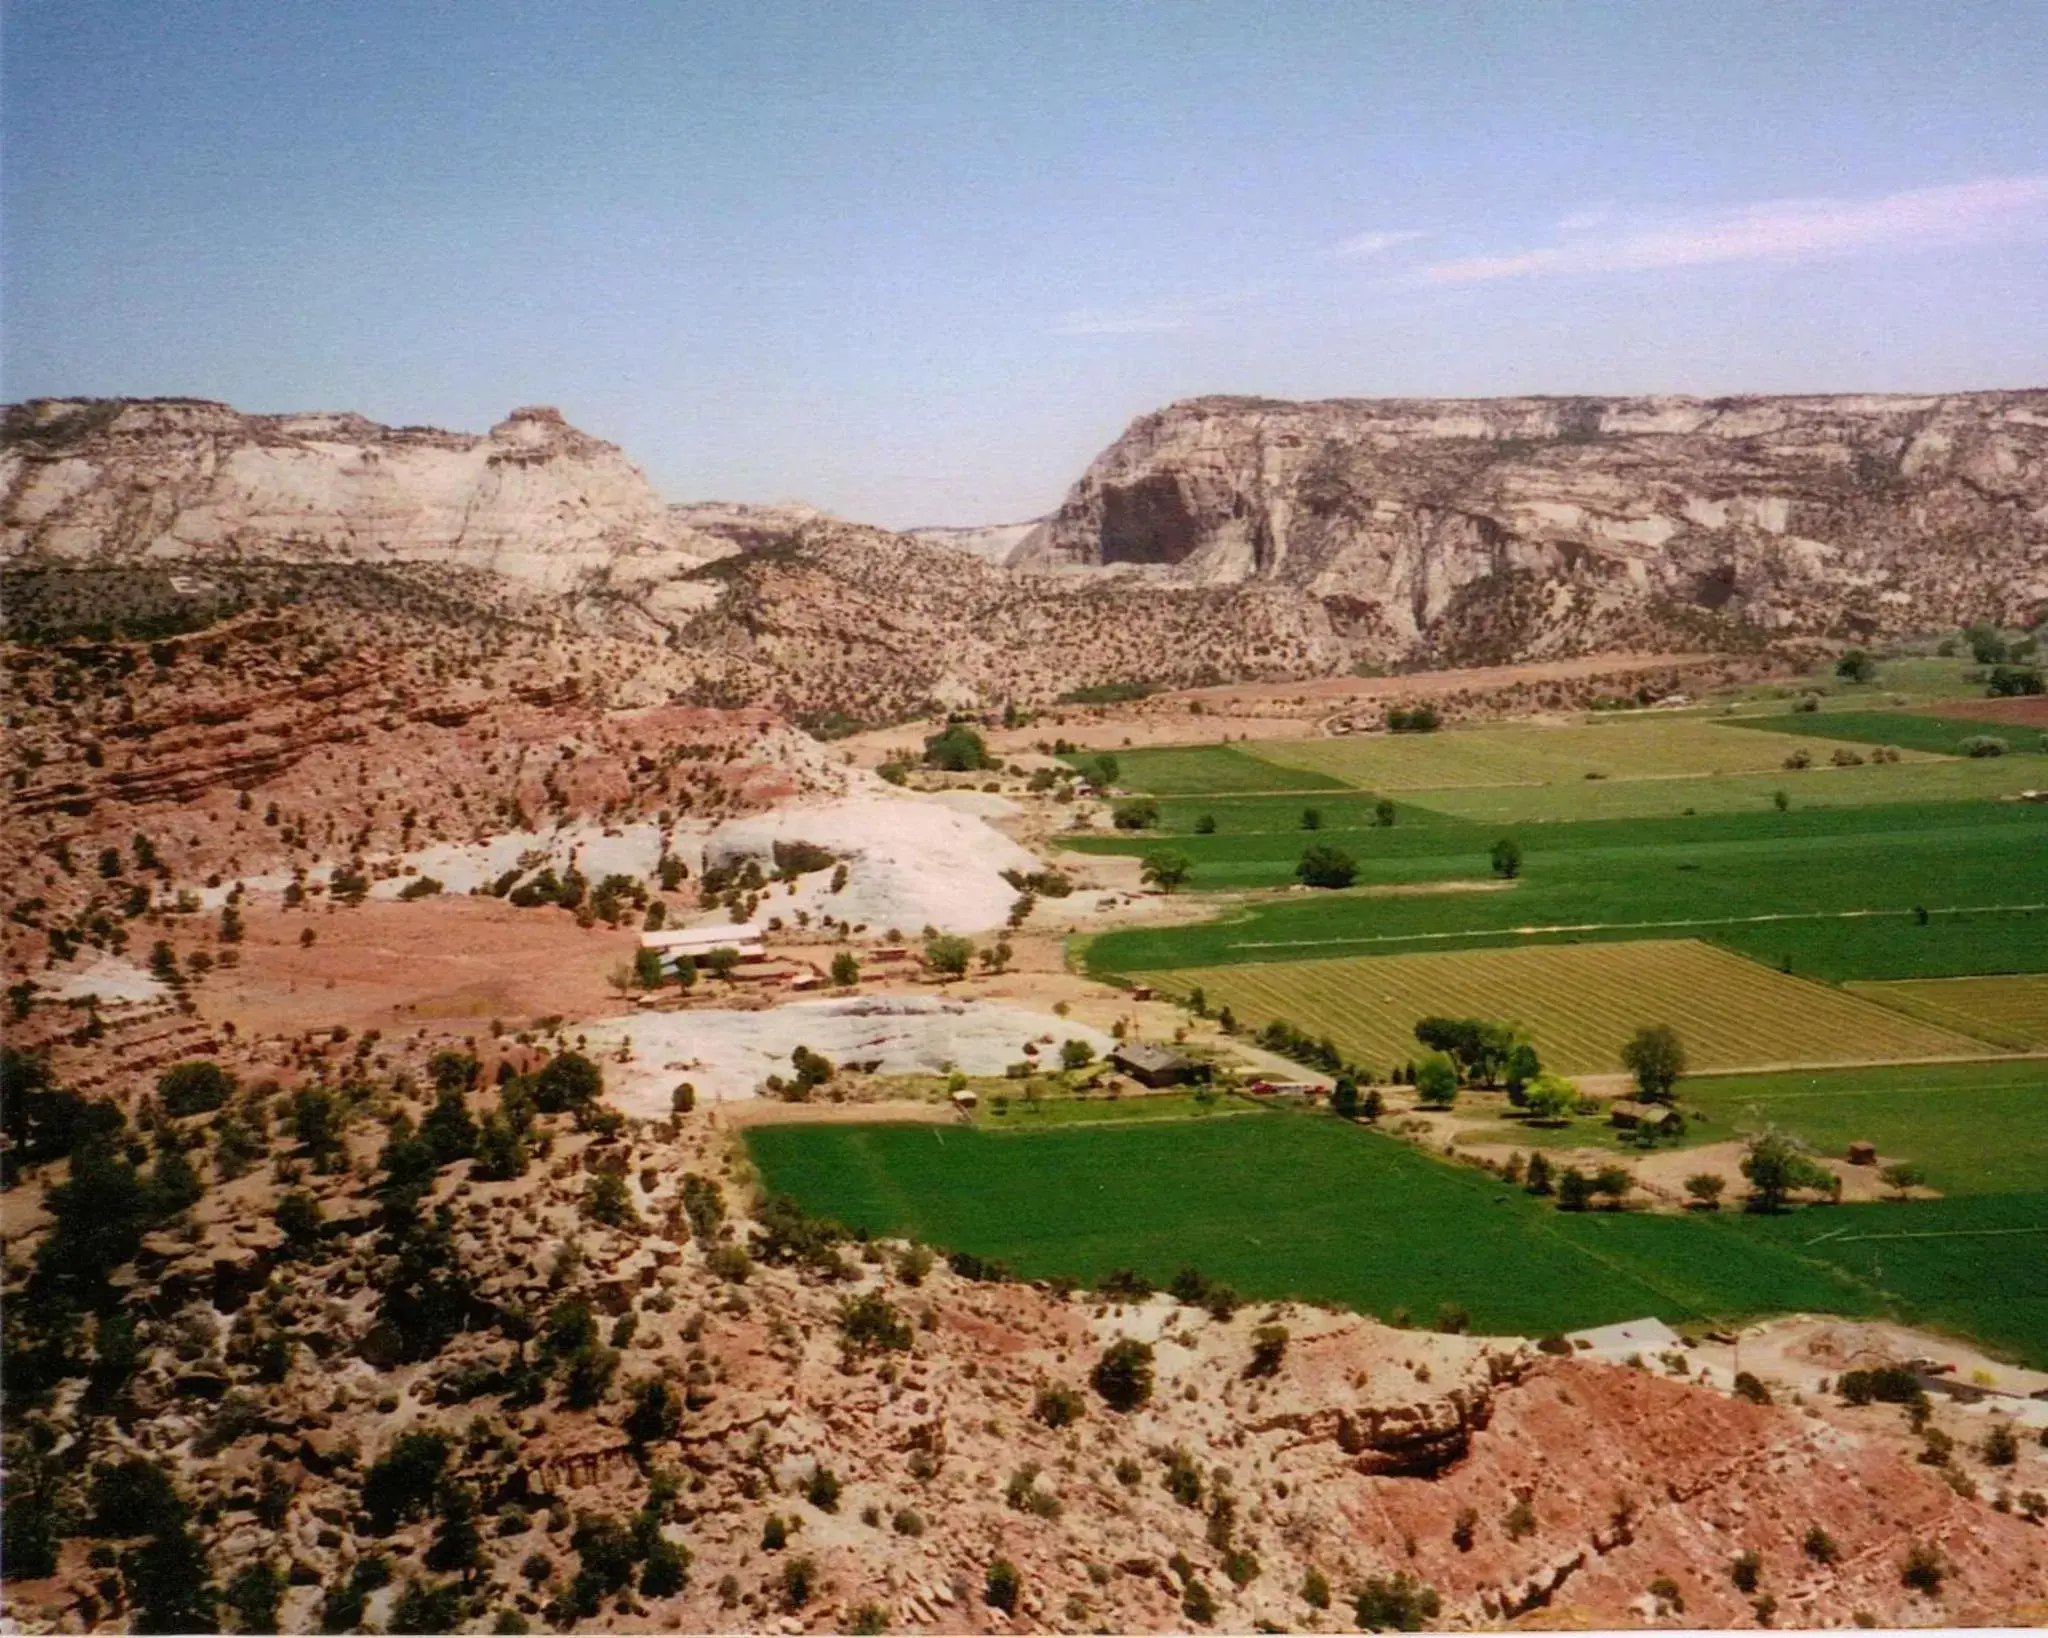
[1688,1316,2048,1425]
[192,897,639,1041]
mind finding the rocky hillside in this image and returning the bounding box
[5,1023,2045,1635]
[662,519,1340,724]
[1,399,730,592]
[1019,391,2048,664]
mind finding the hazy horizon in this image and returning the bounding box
[6,0,2046,526]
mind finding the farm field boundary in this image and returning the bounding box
[745,1112,1880,1340]
[1131,939,1988,1076]
[1397,755,2047,820]
[747,1114,2048,1366]
[1242,717,1938,792]
[1066,743,1347,796]
[1727,709,2048,758]
[1845,974,2048,1051]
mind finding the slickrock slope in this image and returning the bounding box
[1021,392,2048,663]
[1,399,731,590]
[4,1024,2044,1635]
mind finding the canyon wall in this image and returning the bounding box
[1018,391,2048,662]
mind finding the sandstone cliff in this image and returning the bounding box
[0,399,730,591]
[1019,391,2048,663]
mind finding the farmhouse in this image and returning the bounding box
[1110,1042,1198,1087]
[640,922,765,959]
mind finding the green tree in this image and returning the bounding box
[1556,1167,1593,1211]
[157,1060,235,1117]
[1373,797,1397,827]
[923,933,974,978]
[534,1050,603,1115]
[123,1516,216,1634]
[1521,1074,1577,1124]
[473,1113,528,1181]
[1684,1173,1727,1210]
[362,1431,451,1533]
[1111,798,1161,830]
[1620,1024,1686,1101]
[1880,1161,1926,1198]
[624,1377,683,1447]
[1490,836,1523,879]
[1414,1053,1459,1107]
[419,1086,477,1166]
[633,946,666,988]
[1330,1074,1360,1120]
[829,950,860,987]
[1060,1038,1094,1071]
[1295,843,1358,889]
[1741,1130,1833,1212]
[1835,648,1876,683]
[923,723,993,771]
[1140,849,1193,892]
[1504,1041,1542,1101]
[1300,807,1322,830]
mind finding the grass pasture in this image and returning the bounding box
[745,1112,1883,1339]
[1080,801,2048,979]
[1244,717,1932,791]
[1397,754,2048,821]
[1847,974,2048,1051]
[1074,742,1346,795]
[1134,939,1989,1076]
[1678,1058,2048,1196]
[1729,709,2048,759]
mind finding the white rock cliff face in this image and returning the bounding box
[0,398,731,591]
[1017,391,2048,657]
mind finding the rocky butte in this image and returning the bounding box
[0,398,731,592]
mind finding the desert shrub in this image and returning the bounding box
[1354,1571,1440,1631]
[984,1558,1022,1614]
[1092,1338,1155,1411]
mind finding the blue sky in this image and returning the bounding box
[5,1,2045,524]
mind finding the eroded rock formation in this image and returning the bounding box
[1,399,730,590]
[1019,391,2048,662]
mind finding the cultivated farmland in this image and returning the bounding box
[1072,742,1345,795]
[1079,801,2048,977]
[1243,716,1933,790]
[1396,753,2048,821]
[745,1112,1883,1340]
[1728,708,2048,758]
[1134,939,1990,1075]
[1678,1058,2048,1196]
[1848,973,2048,1050]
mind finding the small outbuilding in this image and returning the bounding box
[1610,1100,1683,1134]
[1846,1140,1878,1166]
[1109,1043,1197,1088]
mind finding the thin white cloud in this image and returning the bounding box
[1330,228,1427,260]
[1421,174,2048,284]
[1553,202,1616,235]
